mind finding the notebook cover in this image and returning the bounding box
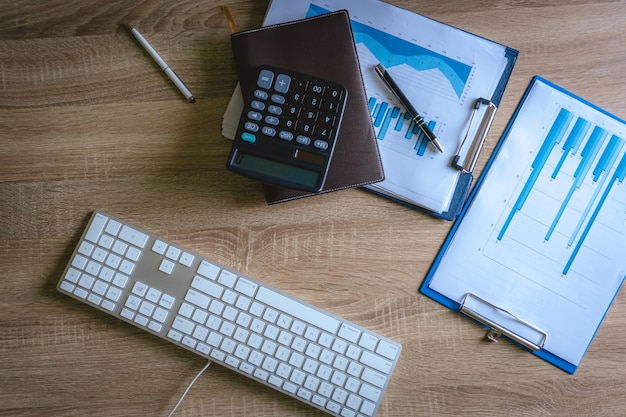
[230,10,384,204]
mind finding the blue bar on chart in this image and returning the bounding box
[497,105,626,275]
[551,118,591,179]
[564,148,626,274]
[497,108,574,240]
[544,126,607,240]
[368,97,437,156]
[566,134,624,246]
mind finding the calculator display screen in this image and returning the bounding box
[231,151,320,188]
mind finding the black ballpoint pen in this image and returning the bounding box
[374,63,444,153]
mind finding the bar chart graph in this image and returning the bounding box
[368,97,437,156]
[496,107,626,275]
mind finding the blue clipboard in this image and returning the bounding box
[420,76,626,373]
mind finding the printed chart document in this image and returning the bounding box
[421,77,626,373]
[222,0,514,215]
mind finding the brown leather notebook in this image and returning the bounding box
[230,10,384,204]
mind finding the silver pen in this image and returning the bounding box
[374,63,443,152]
[124,24,195,103]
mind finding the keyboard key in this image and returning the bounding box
[71,254,88,270]
[256,287,339,334]
[339,324,361,343]
[118,225,148,248]
[359,383,382,402]
[145,288,161,303]
[64,267,81,283]
[185,289,211,309]
[104,219,121,235]
[362,368,387,389]
[85,213,108,243]
[148,321,162,333]
[73,287,89,299]
[172,317,194,335]
[152,240,167,255]
[78,241,94,256]
[179,252,194,267]
[78,274,95,290]
[218,270,237,287]
[191,276,223,298]
[358,333,378,351]
[131,282,148,297]
[376,340,400,361]
[197,260,220,279]
[112,273,128,288]
[159,294,175,309]
[159,259,175,274]
[165,246,181,261]
[59,281,75,293]
[360,351,393,374]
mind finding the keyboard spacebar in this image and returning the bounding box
[256,287,340,334]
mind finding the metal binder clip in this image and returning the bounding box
[460,293,547,352]
[452,98,497,173]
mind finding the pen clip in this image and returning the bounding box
[452,98,497,173]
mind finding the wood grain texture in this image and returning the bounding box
[2,0,626,416]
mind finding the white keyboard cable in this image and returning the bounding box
[167,360,212,417]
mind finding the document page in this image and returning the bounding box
[223,0,511,214]
[427,78,626,368]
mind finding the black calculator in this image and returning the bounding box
[227,66,348,192]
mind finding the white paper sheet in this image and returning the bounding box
[427,78,626,367]
[221,0,511,213]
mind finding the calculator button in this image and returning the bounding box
[244,122,259,132]
[314,140,329,151]
[248,111,262,122]
[317,126,333,140]
[254,90,269,100]
[261,127,276,137]
[257,69,274,89]
[287,106,300,116]
[279,131,294,141]
[326,87,343,100]
[271,94,285,104]
[265,116,279,126]
[319,113,335,125]
[303,110,317,121]
[284,119,296,130]
[306,96,321,108]
[321,100,339,113]
[308,82,325,96]
[241,132,256,143]
[274,74,291,93]
[293,79,307,91]
[251,100,265,111]
[296,135,311,146]
[268,105,282,115]
[299,123,313,134]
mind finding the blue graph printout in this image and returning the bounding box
[262,0,512,214]
[426,77,626,371]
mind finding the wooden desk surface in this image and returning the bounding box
[2,1,626,416]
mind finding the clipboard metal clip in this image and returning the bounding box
[460,293,547,352]
[452,98,497,173]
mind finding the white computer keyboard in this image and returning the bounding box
[57,211,402,417]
